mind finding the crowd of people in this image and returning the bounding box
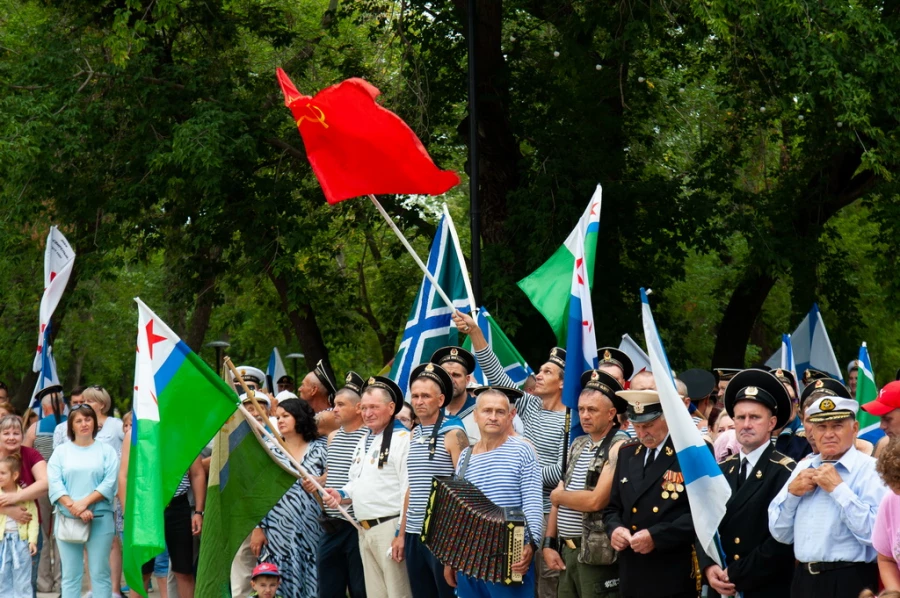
[3,310,900,598]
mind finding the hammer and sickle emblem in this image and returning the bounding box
[296,103,329,129]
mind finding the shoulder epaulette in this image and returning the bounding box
[769,451,795,469]
[721,453,739,463]
[796,430,806,438]
[622,440,642,452]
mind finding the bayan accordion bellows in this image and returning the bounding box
[420,476,526,585]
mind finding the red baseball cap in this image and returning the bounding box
[862,381,900,416]
[251,562,281,578]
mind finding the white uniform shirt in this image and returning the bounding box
[343,422,410,521]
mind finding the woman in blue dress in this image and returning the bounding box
[250,399,326,598]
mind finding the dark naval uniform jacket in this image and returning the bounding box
[602,437,698,598]
[775,427,812,462]
[698,443,796,598]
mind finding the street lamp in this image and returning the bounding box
[286,353,305,386]
[204,341,231,376]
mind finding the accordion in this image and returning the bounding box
[421,476,526,585]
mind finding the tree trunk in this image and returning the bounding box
[268,272,331,373]
[457,0,522,245]
[184,274,217,351]
[712,271,778,368]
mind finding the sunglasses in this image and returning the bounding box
[71,404,95,413]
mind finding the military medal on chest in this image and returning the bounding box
[661,470,684,500]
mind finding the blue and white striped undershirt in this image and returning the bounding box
[325,427,368,518]
[405,423,459,534]
[456,437,544,544]
[474,347,566,513]
[556,444,593,538]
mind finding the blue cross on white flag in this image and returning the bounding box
[388,214,470,395]
[640,288,729,566]
[766,304,842,383]
[267,348,287,389]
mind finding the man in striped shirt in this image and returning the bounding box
[453,310,567,598]
[304,372,368,598]
[392,362,468,598]
[542,370,629,597]
[446,388,543,597]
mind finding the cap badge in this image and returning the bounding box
[368,377,376,385]
[346,374,353,383]
[745,386,758,397]
[634,402,645,414]
[591,371,599,381]
[425,363,434,372]
[815,380,824,389]
[551,348,558,356]
[775,369,783,377]
[604,350,612,360]
[450,348,458,356]
[240,369,246,376]
[820,398,835,412]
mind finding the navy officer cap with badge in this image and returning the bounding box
[800,377,851,409]
[597,347,634,381]
[548,347,567,370]
[431,346,476,375]
[581,369,627,413]
[410,362,453,407]
[314,359,338,400]
[714,367,741,382]
[615,389,663,423]
[806,393,858,423]
[342,371,364,395]
[801,368,832,386]
[362,375,404,415]
[723,368,792,430]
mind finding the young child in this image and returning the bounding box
[249,562,284,598]
[0,454,39,598]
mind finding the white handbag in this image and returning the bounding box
[54,507,91,544]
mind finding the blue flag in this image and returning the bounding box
[389,215,470,395]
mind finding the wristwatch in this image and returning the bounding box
[541,537,558,551]
[193,510,204,516]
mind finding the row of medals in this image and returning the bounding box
[661,470,685,500]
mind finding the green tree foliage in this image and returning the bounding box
[3,0,900,409]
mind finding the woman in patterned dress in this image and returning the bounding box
[251,399,326,598]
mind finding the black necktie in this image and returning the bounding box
[645,447,656,470]
[737,458,748,489]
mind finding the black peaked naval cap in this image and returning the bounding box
[473,385,525,405]
[548,347,566,370]
[713,367,741,381]
[362,376,404,415]
[680,369,717,401]
[799,377,851,406]
[314,359,338,398]
[771,368,797,391]
[580,369,626,413]
[410,362,453,407]
[597,347,634,380]
[342,371,365,396]
[35,384,64,401]
[431,346,476,375]
[276,374,294,385]
[723,369,792,430]
[801,368,832,386]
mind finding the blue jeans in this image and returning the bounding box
[456,563,535,597]
[31,529,42,598]
[57,513,114,598]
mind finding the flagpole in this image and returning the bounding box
[442,203,477,313]
[225,358,346,521]
[368,194,458,310]
[235,403,363,533]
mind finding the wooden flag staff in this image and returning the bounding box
[224,358,362,531]
[368,194,458,310]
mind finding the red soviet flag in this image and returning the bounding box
[276,68,460,204]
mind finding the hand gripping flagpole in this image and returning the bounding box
[224,358,362,531]
[368,194,458,310]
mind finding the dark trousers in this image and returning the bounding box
[318,518,367,598]
[404,532,455,598]
[790,561,879,598]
